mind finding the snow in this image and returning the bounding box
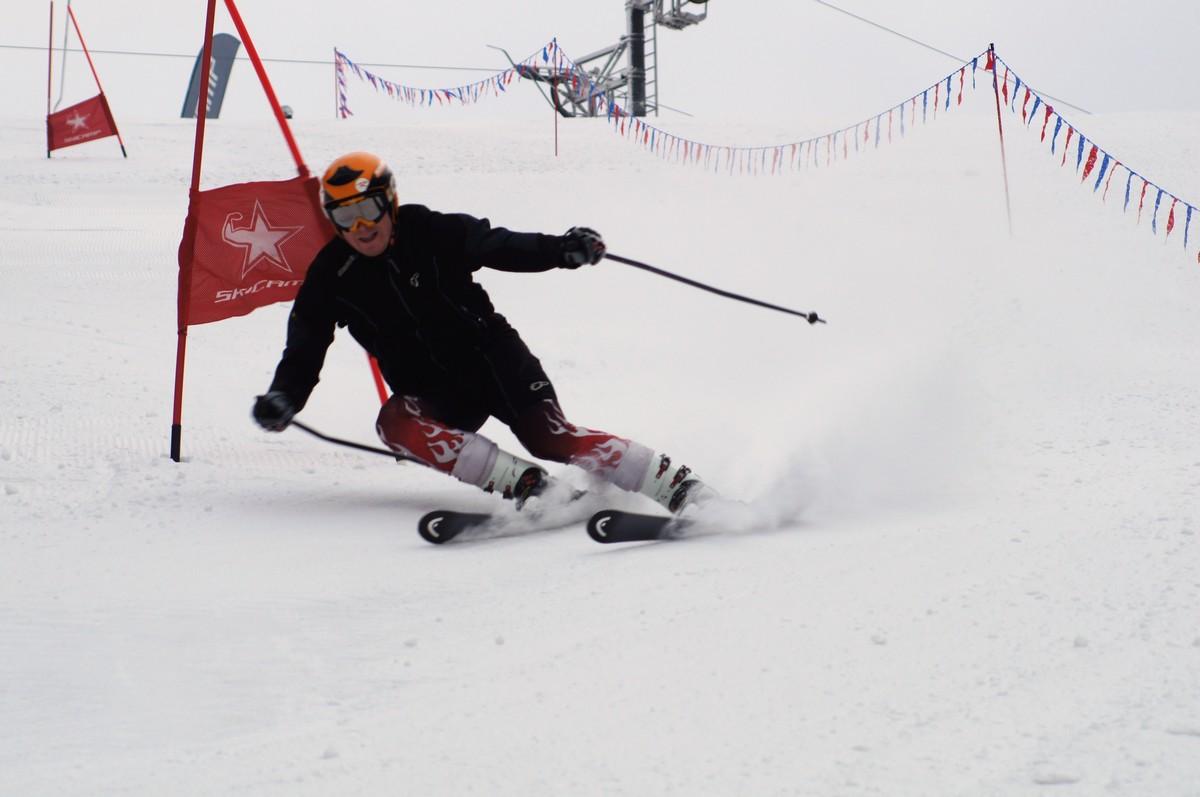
[3,87,1200,794]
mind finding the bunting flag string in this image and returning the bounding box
[546,45,987,177]
[336,39,986,178]
[992,54,1199,263]
[334,42,551,115]
[335,49,351,119]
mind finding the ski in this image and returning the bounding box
[418,489,594,545]
[586,509,692,543]
[418,510,495,544]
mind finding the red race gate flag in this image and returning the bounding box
[171,0,385,462]
[47,93,118,153]
[46,4,127,157]
[180,175,333,325]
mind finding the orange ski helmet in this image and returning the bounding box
[320,151,397,229]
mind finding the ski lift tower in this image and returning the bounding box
[504,0,709,118]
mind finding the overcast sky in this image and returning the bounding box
[4,1,1198,126]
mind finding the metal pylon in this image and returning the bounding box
[501,0,707,118]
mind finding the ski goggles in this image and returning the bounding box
[327,193,389,232]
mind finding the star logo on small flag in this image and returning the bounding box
[66,111,90,131]
[220,200,304,279]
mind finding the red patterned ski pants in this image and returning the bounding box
[375,394,650,490]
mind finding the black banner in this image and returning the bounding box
[181,33,241,119]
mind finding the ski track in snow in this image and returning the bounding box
[2,110,1200,796]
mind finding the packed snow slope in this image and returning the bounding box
[2,101,1199,795]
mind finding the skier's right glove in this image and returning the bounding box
[559,226,606,268]
[252,391,296,432]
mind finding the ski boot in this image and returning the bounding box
[638,453,717,514]
[479,449,549,508]
[512,466,550,509]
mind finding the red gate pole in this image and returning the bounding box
[367,355,389,405]
[171,0,219,462]
[229,0,392,408]
[46,2,53,158]
[988,43,1014,236]
[67,6,126,157]
[553,44,562,157]
[223,0,307,177]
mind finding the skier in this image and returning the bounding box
[252,151,710,513]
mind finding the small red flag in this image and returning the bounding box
[47,93,117,152]
[1081,145,1099,182]
[179,176,334,326]
[1061,127,1075,167]
[1039,105,1055,141]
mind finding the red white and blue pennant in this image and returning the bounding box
[992,53,1197,263]
[334,44,551,112]
[551,42,986,176]
[336,40,984,177]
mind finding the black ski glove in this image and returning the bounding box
[253,391,296,432]
[559,226,606,268]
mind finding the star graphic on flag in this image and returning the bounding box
[221,200,304,279]
[66,111,90,131]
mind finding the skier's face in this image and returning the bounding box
[341,211,392,257]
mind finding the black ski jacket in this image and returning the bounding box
[267,204,565,409]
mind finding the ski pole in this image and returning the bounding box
[291,419,414,462]
[604,252,826,324]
